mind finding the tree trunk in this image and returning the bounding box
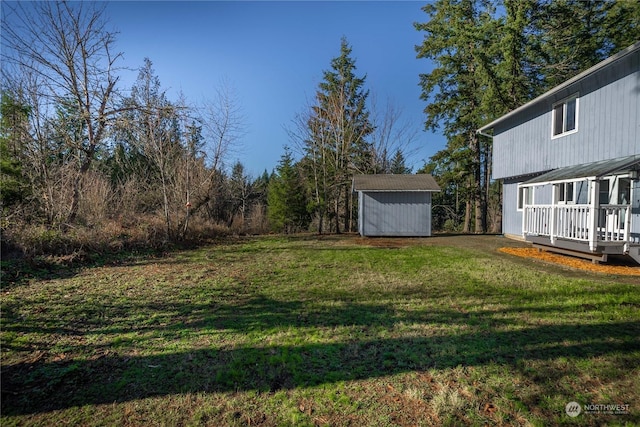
[470,132,483,234]
[493,181,503,234]
[160,170,171,241]
[66,146,96,224]
[474,196,482,234]
[463,198,472,233]
[344,184,351,232]
[334,196,341,234]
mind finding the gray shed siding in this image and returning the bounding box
[493,50,640,180]
[359,191,432,237]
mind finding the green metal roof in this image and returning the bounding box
[523,155,640,185]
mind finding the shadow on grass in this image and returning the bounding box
[0,248,169,290]
[3,295,639,416]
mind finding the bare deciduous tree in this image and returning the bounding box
[2,1,123,224]
[369,94,421,173]
[195,79,246,227]
[199,78,246,173]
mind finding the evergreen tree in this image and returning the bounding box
[267,149,310,233]
[389,149,412,174]
[415,0,498,232]
[306,37,374,233]
[415,0,638,234]
[229,161,252,222]
[250,169,271,209]
[0,93,30,208]
[419,147,470,232]
[532,0,640,89]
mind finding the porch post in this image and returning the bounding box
[521,187,527,238]
[550,184,557,244]
[624,205,631,253]
[588,179,600,251]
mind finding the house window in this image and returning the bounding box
[618,178,631,205]
[552,94,578,137]
[558,182,574,204]
[599,179,610,205]
[575,180,589,204]
[517,186,533,211]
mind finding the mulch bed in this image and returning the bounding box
[499,247,640,276]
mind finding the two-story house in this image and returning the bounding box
[477,41,640,264]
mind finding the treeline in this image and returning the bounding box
[0,2,273,257]
[0,3,416,257]
[273,38,418,234]
[1,68,272,255]
[269,0,640,236]
[416,0,640,233]
[2,1,639,258]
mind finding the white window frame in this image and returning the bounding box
[517,185,534,212]
[557,182,575,204]
[551,93,579,139]
[601,174,634,205]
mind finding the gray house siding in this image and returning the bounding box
[360,192,432,237]
[493,50,640,180]
[534,184,552,204]
[502,180,553,237]
[502,180,522,237]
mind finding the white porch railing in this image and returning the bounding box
[523,205,552,237]
[599,204,631,242]
[523,204,630,245]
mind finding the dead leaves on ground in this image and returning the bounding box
[498,247,640,276]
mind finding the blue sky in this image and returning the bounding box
[21,1,447,176]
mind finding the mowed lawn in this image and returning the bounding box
[2,235,639,426]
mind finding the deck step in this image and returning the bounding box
[628,246,640,265]
[532,243,608,264]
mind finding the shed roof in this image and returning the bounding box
[477,41,640,134]
[522,155,640,186]
[353,174,441,192]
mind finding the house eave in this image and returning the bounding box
[477,41,640,134]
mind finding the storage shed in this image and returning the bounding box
[353,174,441,237]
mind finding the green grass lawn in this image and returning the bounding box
[2,235,639,426]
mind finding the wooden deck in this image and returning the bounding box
[526,235,640,264]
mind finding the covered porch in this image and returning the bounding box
[518,156,640,263]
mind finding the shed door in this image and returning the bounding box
[362,192,432,236]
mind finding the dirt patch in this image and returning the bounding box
[351,237,421,249]
[499,247,640,276]
[351,234,527,251]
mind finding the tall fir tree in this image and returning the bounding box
[306,37,374,233]
[267,149,310,233]
[415,0,498,233]
[532,0,640,89]
[415,0,638,233]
